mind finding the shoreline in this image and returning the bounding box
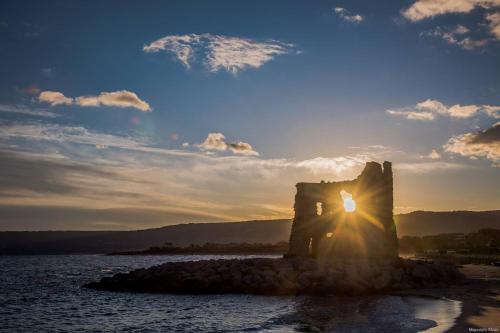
[395,264,500,332]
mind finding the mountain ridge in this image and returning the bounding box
[1,210,499,254]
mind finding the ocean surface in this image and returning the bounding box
[0,254,462,333]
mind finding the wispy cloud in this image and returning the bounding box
[143,33,296,75]
[0,104,58,118]
[386,99,499,120]
[334,7,364,23]
[0,117,477,229]
[427,149,442,159]
[420,25,490,50]
[38,90,151,112]
[293,156,370,174]
[0,122,146,149]
[394,161,470,173]
[386,109,435,120]
[482,105,500,118]
[403,0,500,48]
[0,122,373,228]
[444,122,500,166]
[197,132,259,156]
[402,0,500,22]
[486,12,500,39]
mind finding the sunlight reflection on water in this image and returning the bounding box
[285,294,462,333]
[412,297,462,333]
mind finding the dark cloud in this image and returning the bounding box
[0,150,117,196]
[444,123,500,164]
[228,141,258,155]
[0,149,229,230]
[470,123,500,144]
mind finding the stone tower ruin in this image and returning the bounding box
[287,161,398,259]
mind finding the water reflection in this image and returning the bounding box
[411,297,462,332]
[285,295,462,333]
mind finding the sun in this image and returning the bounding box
[340,190,356,212]
[343,198,356,212]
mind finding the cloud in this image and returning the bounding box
[75,91,151,112]
[452,37,490,49]
[386,99,498,120]
[420,25,491,49]
[0,123,373,229]
[143,34,198,67]
[403,0,500,46]
[0,153,365,229]
[453,25,471,34]
[482,105,500,118]
[38,91,73,106]
[228,142,259,156]
[2,117,482,229]
[0,104,58,118]
[443,123,500,165]
[428,149,441,159]
[415,99,448,113]
[334,7,364,23]
[197,132,259,156]
[199,138,227,153]
[386,109,435,120]
[143,33,296,75]
[0,150,117,195]
[394,161,470,173]
[446,104,482,117]
[294,156,370,174]
[39,90,151,112]
[402,0,500,22]
[197,132,228,151]
[0,122,146,149]
[486,12,500,38]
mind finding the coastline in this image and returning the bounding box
[395,264,500,332]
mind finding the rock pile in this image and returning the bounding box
[84,257,464,295]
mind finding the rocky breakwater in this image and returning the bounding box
[84,257,464,295]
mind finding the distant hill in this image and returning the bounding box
[0,219,291,255]
[1,211,499,254]
[395,210,500,237]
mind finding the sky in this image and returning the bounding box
[0,0,499,230]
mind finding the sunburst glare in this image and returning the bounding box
[340,190,356,212]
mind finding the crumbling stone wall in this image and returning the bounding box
[287,161,398,258]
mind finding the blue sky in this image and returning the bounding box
[0,0,499,230]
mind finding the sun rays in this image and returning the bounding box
[313,187,388,258]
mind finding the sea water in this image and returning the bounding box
[0,255,461,332]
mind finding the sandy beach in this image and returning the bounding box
[396,264,500,332]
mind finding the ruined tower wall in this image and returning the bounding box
[286,161,398,259]
[382,161,398,256]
